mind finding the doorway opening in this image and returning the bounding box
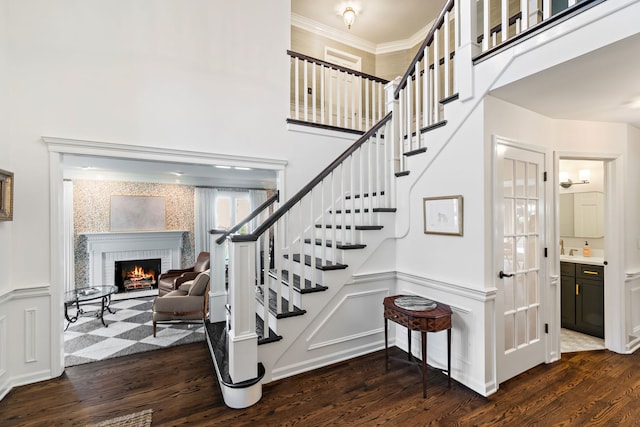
[558,158,606,352]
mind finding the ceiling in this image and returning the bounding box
[490,31,640,130]
[291,0,445,45]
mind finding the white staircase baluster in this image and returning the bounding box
[521,0,529,32]
[294,57,300,120]
[414,61,421,148]
[312,62,317,123]
[365,78,370,130]
[310,188,316,293]
[303,60,308,122]
[320,65,325,125]
[483,0,490,52]
[328,67,333,126]
[501,0,509,43]
[444,10,451,97]
[434,28,440,120]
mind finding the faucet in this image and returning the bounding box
[569,249,575,256]
[560,239,564,255]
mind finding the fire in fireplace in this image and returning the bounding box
[114,258,161,293]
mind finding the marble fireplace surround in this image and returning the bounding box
[82,231,186,289]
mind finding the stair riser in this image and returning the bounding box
[255,300,280,334]
[265,276,303,307]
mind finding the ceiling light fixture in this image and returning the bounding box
[234,166,251,171]
[215,165,231,169]
[559,169,591,189]
[343,6,356,30]
[171,172,184,176]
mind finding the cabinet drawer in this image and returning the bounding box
[384,307,409,328]
[561,262,575,276]
[577,264,604,281]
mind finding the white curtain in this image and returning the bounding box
[63,180,75,292]
[194,187,218,255]
[249,189,268,232]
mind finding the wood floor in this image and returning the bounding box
[1,343,640,426]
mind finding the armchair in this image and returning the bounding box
[152,269,210,337]
[157,251,210,296]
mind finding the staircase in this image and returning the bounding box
[204,0,612,408]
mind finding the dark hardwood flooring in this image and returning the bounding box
[1,343,640,426]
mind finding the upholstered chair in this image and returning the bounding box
[152,269,210,337]
[157,251,210,296]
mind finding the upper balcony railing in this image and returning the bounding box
[288,50,389,133]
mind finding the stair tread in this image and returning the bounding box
[304,238,366,250]
[256,286,306,318]
[315,224,384,231]
[284,253,348,270]
[345,191,384,200]
[330,207,397,214]
[269,269,328,293]
[205,321,266,384]
[395,171,410,177]
[256,314,282,344]
[404,147,428,157]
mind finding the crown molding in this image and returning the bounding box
[291,13,377,54]
[291,13,433,56]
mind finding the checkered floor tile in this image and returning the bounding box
[64,296,205,367]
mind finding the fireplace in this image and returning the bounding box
[114,258,161,293]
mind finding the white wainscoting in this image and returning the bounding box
[0,287,53,401]
[82,231,185,288]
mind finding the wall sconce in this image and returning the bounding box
[559,169,590,188]
[343,6,356,30]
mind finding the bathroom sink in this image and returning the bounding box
[560,254,605,265]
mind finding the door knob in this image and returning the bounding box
[499,270,514,279]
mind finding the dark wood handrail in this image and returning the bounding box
[288,50,390,85]
[394,0,455,99]
[233,112,393,242]
[213,191,279,245]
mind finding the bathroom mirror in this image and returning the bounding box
[559,192,604,238]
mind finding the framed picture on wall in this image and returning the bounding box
[423,195,463,236]
[110,195,166,231]
[0,169,14,221]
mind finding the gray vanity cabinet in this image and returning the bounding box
[560,262,604,338]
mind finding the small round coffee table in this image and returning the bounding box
[64,286,117,330]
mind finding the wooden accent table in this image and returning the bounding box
[383,295,452,398]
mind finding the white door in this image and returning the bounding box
[324,48,361,129]
[496,140,547,383]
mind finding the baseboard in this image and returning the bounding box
[270,339,384,382]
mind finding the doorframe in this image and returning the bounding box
[553,151,625,354]
[493,135,550,384]
[46,136,288,373]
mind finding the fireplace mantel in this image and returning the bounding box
[81,230,186,288]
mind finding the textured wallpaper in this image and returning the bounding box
[73,180,195,288]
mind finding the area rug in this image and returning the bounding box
[86,409,153,427]
[65,296,204,367]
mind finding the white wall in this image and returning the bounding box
[0,0,356,398]
[0,0,10,296]
[625,126,640,273]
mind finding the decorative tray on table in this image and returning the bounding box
[394,296,437,311]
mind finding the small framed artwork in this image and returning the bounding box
[423,195,463,236]
[0,169,14,221]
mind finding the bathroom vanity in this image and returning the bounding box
[560,257,604,338]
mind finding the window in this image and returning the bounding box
[215,192,250,233]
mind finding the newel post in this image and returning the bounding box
[209,230,227,323]
[455,0,481,102]
[227,235,258,383]
[385,77,401,203]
